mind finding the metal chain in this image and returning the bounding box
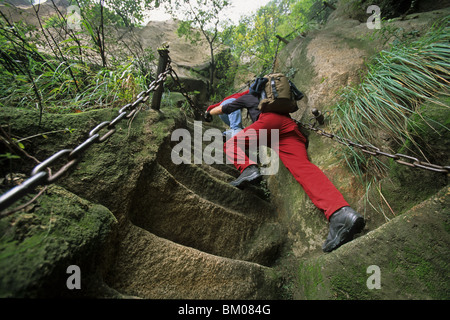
[166,56,205,118]
[0,53,208,214]
[0,66,172,213]
[296,117,450,174]
[3,55,446,213]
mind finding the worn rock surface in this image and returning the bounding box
[1,0,449,300]
[0,105,285,299]
[0,184,117,298]
[295,187,450,300]
[267,3,450,299]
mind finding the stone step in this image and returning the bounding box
[165,123,271,201]
[105,222,281,299]
[206,162,240,179]
[128,162,286,266]
[157,145,275,217]
[198,163,271,201]
[294,186,450,300]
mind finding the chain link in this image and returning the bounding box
[0,61,174,213]
[296,118,449,174]
[0,54,208,213]
[166,56,205,118]
[2,55,447,213]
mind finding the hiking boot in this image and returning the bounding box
[229,165,261,188]
[322,206,365,252]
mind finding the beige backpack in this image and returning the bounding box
[258,73,304,114]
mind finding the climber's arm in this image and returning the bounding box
[209,105,224,115]
[204,105,223,122]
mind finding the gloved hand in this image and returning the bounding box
[204,111,213,122]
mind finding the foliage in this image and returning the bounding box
[0,0,159,114]
[168,0,231,96]
[0,0,335,112]
[76,0,158,27]
[220,0,334,76]
[332,16,450,177]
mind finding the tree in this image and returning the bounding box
[0,0,164,115]
[229,0,293,74]
[168,0,231,97]
[74,0,161,67]
[104,0,161,27]
[222,0,321,76]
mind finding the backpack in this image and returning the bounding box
[256,73,304,114]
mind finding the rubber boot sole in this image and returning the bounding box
[236,175,263,189]
[323,214,365,252]
[229,171,262,188]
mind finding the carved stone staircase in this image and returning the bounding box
[102,118,287,299]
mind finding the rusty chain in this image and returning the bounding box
[166,56,205,118]
[0,65,173,213]
[1,55,448,213]
[296,115,450,174]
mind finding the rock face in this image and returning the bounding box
[296,187,450,300]
[277,6,450,120]
[2,95,448,300]
[0,184,116,298]
[137,19,213,102]
[0,107,286,299]
[1,1,449,300]
[266,4,450,299]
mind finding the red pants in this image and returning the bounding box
[224,112,349,220]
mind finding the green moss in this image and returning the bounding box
[0,185,116,298]
[297,260,325,299]
[386,238,449,300]
[0,104,183,297]
[0,107,122,179]
[297,257,373,300]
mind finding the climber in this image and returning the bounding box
[205,90,249,140]
[204,85,365,253]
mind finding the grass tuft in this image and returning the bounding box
[332,16,450,177]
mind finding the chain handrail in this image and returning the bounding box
[0,51,210,214]
[1,54,448,214]
[0,66,173,214]
[166,55,205,118]
[295,115,450,174]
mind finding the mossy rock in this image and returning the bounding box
[0,104,184,297]
[0,105,184,214]
[0,185,117,298]
[294,186,450,300]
